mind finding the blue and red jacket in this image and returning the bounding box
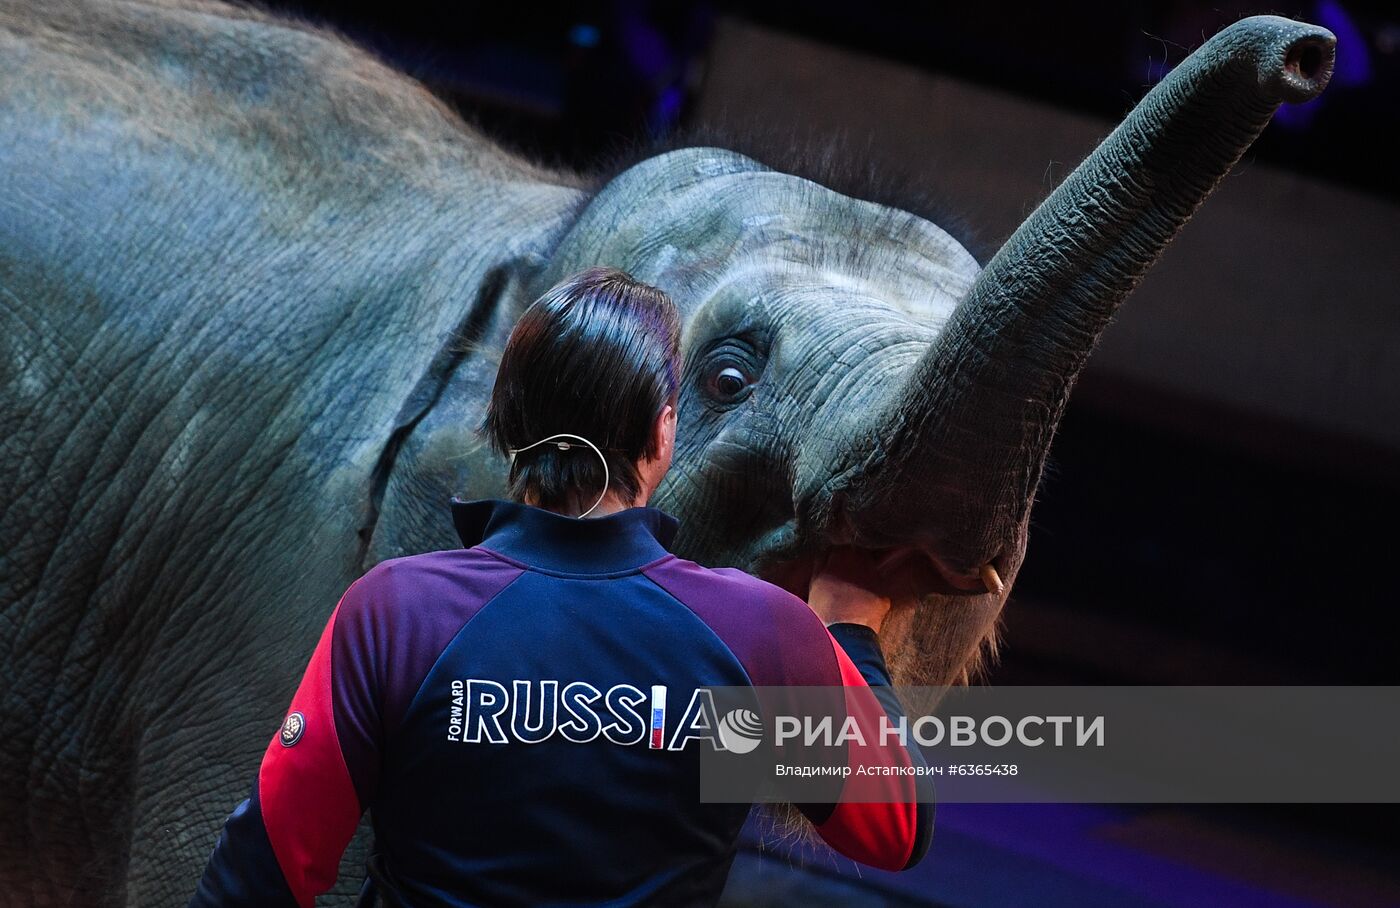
[189,498,933,907]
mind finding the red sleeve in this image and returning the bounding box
[801,630,923,870]
[255,579,376,906]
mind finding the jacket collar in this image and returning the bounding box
[449,497,679,575]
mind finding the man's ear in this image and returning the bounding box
[650,402,676,462]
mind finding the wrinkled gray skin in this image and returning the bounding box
[0,1,1333,904]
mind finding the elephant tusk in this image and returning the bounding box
[980,563,1004,596]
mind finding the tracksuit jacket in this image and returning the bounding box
[189,497,934,907]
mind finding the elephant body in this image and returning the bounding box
[0,1,591,901]
[0,1,1333,904]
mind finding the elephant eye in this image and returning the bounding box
[694,332,766,408]
[708,365,754,402]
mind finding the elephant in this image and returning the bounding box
[0,0,1334,904]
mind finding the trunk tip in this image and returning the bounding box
[1283,33,1335,98]
[1229,15,1335,103]
[1274,23,1336,103]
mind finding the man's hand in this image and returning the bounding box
[805,547,895,635]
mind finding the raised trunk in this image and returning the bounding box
[843,15,1334,585]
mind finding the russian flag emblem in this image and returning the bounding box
[649,685,667,749]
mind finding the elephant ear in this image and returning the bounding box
[361,259,551,567]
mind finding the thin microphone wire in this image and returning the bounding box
[506,433,611,519]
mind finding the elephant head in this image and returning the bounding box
[512,15,1334,686]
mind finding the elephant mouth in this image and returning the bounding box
[879,545,1004,597]
[762,543,1002,605]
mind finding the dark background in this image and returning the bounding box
[252,2,1399,905]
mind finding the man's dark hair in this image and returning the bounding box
[483,266,682,514]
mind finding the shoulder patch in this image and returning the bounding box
[279,711,306,747]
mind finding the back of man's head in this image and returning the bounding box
[483,266,681,513]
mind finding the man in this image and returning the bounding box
[189,266,932,907]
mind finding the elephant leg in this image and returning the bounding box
[123,731,251,908]
[0,664,138,906]
[123,713,375,907]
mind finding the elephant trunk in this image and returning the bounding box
[841,16,1334,590]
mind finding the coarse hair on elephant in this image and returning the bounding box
[0,0,1333,904]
